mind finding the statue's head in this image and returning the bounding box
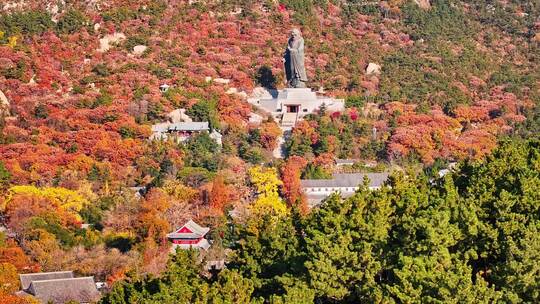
[291,28,302,38]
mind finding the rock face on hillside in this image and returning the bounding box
[168,109,192,123]
[366,63,381,75]
[97,33,126,52]
[0,90,9,115]
[414,0,431,9]
[132,45,147,55]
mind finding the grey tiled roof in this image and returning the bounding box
[27,277,100,304]
[20,271,73,290]
[168,122,209,131]
[301,172,389,188]
[151,122,210,133]
[335,159,357,165]
[305,192,357,208]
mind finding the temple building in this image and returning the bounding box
[16,271,100,304]
[248,87,344,128]
[150,121,222,146]
[301,172,389,208]
[167,220,211,251]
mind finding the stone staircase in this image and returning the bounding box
[281,112,298,128]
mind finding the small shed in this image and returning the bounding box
[159,84,170,93]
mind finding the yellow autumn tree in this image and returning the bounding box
[161,180,198,202]
[248,166,287,216]
[4,186,88,221]
[0,262,19,293]
[0,31,18,48]
[6,36,17,48]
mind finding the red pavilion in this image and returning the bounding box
[167,220,211,251]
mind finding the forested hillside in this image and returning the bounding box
[0,0,538,303]
[100,139,540,303]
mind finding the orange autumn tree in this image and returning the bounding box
[136,188,171,245]
[0,241,39,273]
[0,293,39,304]
[259,121,282,150]
[209,175,231,214]
[281,156,308,213]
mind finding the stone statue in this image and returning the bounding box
[284,28,308,88]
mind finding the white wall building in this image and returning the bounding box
[150,121,222,147]
[248,87,344,128]
[301,172,389,208]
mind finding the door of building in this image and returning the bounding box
[286,105,299,113]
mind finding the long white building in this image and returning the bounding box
[301,172,389,208]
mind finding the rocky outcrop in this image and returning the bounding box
[0,90,10,115]
[225,87,247,99]
[366,63,381,75]
[213,78,231,85]
[168,109,192,123]
[132,45,148,55]
[414,0,431,9]
[97,33,126,53]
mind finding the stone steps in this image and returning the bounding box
[281,112,298,127]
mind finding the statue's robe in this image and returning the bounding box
[284,37,308,86]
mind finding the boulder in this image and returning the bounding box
[249,113,263,124]
[168,109,192,123]
[97,33,126,53]
[132,45,147,55]
[236,91,248,99]
[413,0,431,9]
[213,78,230,85]
[366,63,381,75]
[0,90,10,115]
[29,74,36,84]
[251,87,274,99]
[226,87,238,94]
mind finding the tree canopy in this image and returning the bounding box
[100,138,540,303]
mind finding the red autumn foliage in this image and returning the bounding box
[209,175,232,214]
[0,241,40,273]
[281,156,308,213]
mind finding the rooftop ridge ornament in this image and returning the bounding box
[284,28,308,88]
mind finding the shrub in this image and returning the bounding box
[56,9,89,34]
[34,104,48,119]
[0,10,54,38]
[124,35,148,51]
[301,163,332,179]
[102,7,139,24]
[93,91,113,108]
